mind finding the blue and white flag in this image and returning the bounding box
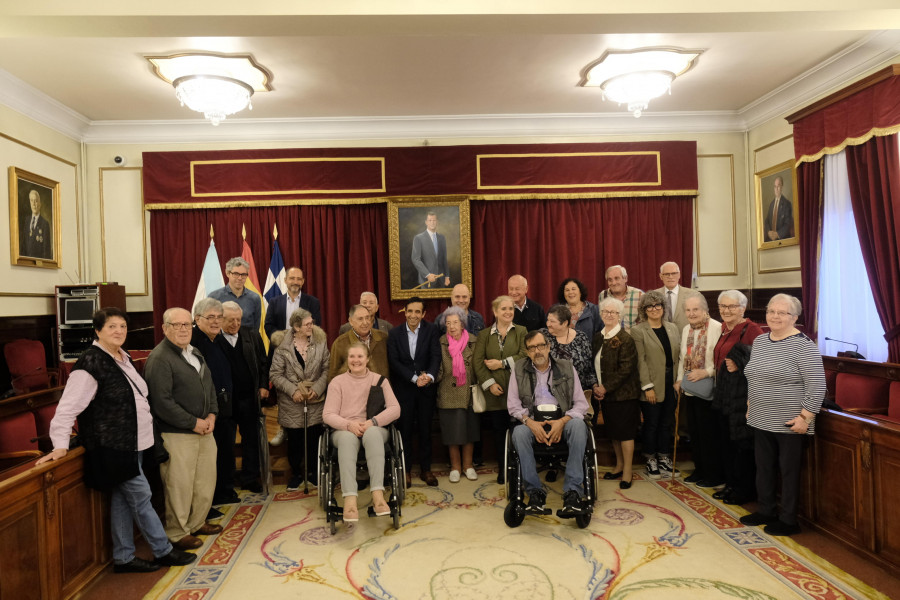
[192,238,225,315]
[263,238,286,306]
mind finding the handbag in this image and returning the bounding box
[366,375,387,419]
[471,384,486,413]
[681,371,715,400]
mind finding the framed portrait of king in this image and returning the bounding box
[755,160,799,250]
[9,167,62,268]
[388,198,472,300]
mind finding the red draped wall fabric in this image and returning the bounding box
[150,197,694,342]
[797,160,823,337]
[844,135,900,361]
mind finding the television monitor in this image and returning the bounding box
[64,298,96,325]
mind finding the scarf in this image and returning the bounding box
[447,329,470,386]
[684,317,710,373]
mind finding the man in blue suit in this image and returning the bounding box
[411,212,450,289]
[387,297,441,487]
[264,267,322,338]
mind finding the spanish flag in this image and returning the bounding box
[240,224,269,351]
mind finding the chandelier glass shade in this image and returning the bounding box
[173,75,254,126]
[600,71,675,118]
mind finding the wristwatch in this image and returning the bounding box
[371,417,379,427]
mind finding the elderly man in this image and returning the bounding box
[329,304,389,380]
[20,189,52,259]
[145,307,220,551]
[598,265,643,331]
[221,301,269,493]
[388,297,442,487]
[209,257,262,331]
[765,176,793,241]
[507,330,589,518]
[264,266,321,337]
[446,283,485,335]
[508,274,545,332]
[339,291,393,335]
[190,298,240,506]
[411,211,451,288]
[655,261,690,333]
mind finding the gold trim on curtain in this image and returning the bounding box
[795,124,900,166]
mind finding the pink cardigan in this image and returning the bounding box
[323,369,401,431]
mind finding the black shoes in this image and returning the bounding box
[156,548,198,567]
[603,471,623,480]
[764,520,801,536]
[740,512,779,527]
[212,491,240,505]
[206,507,224,520]
[712,486,733,500]
[241,481,263,493]
[557,490,584,518]
[113,557,160,573]
[619,480,632,490]
[684,472,703,483]
[286,476,302,491]
[696,479,725,488]
[526,489,547,515]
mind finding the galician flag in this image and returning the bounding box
[192,225,225,316]
[240,224,269,350]
[264,224,287,306]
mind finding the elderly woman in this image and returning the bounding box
[474,295,527,484]
[36,308,196,572]
[676,293,723,487]
[557,277,602,338]
[592,297,641,489]
[711,290,764,505]
[540,304,596,399]
[630,291,681,479]
[741,294,825,536]
[324,342,401,522]
[436,306,479,482]
[270,308,330,491]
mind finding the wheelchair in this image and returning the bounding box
[503,407,598,529]
[317,424,407,534]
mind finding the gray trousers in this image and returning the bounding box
[332,426,390,497]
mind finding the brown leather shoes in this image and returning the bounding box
[173,534,203,550]
[192,523,223,536]
[421,471,438,487]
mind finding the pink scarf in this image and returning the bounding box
[447,330,470,386]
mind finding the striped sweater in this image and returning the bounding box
[745,332,826,435]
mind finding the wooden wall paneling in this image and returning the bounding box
[0,470,50,600]
[873,427,900,565]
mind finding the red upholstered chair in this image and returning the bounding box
[3,339,58,394]
[0,412,41,471]
[128,349,152,376]
[837,373,891,413]
[880,382,900,425]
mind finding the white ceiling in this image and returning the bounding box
[1,2,899,143]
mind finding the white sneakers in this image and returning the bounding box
[449,470,461,483]
[269,426,285,446]
[465,467,478,481]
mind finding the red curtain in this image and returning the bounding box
[150,196,694,343]
[844,135,900,361]
[797,160,823,337]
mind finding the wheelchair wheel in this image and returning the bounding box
[392,510,400,530]
[330,519,337,535]
[504,501,526,528]
[575,512,592,529]
[317,432,329,510]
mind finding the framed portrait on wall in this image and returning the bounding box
[8,167,61,268]
[755,159,799,250]
[388,198,472,300]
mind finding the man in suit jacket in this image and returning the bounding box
[338,291,393,335]
[387,297,441,486]
[411,212,450,288]
[221,302,269,493]
[655,261,691,334]
[764,176,793,241]
[265,267,321,338]
[20,190,52,259]
[328,304,389,381]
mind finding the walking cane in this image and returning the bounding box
[303,397,309,495]
[671,388,682,482]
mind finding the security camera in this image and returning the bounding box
[113,156,126,166]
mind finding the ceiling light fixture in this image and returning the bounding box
[579,47,703,118]
[147,52,273,125]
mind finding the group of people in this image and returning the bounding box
[36,256,826,574]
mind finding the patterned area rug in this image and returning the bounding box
[147,470,886,600]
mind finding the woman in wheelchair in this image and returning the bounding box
[323,343,400,522]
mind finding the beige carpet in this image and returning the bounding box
[147,469,886,600]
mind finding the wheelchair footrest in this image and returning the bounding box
[556,504,589,519]
[525,505,552,516]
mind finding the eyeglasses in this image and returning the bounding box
[646,304,663,310]
[525,342,549,351]
[166,322,192,330]
[661,272,680,277]
[766,310,794,317]
[228,271,249,278]
[198,314,223,322]
[718,304,741,311]
[601,310,620,316]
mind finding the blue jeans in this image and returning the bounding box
[512,419,587,495]
[110,452,173,564]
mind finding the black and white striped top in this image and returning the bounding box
[745,332,826,435]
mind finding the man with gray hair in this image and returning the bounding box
[598,265,643,331]
[339,291,393,335]
[655,261,690,333]
[329,304,390,381]
[20,189,52,259]
[209,257,261,330]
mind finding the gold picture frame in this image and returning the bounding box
[8,167,61,268]
[388,197,472,300]
[755,159,799,250]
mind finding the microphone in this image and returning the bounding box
[824,337,865,360]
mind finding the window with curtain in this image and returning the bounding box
[817,152,889,362]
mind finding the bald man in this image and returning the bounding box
[507,275,545,332]
[446,283,485,335]
[20,189,52,259]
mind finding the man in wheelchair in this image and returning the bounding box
[507,330,590,519]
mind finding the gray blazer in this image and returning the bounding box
[655,285,691,334]
[630,321,681,397]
